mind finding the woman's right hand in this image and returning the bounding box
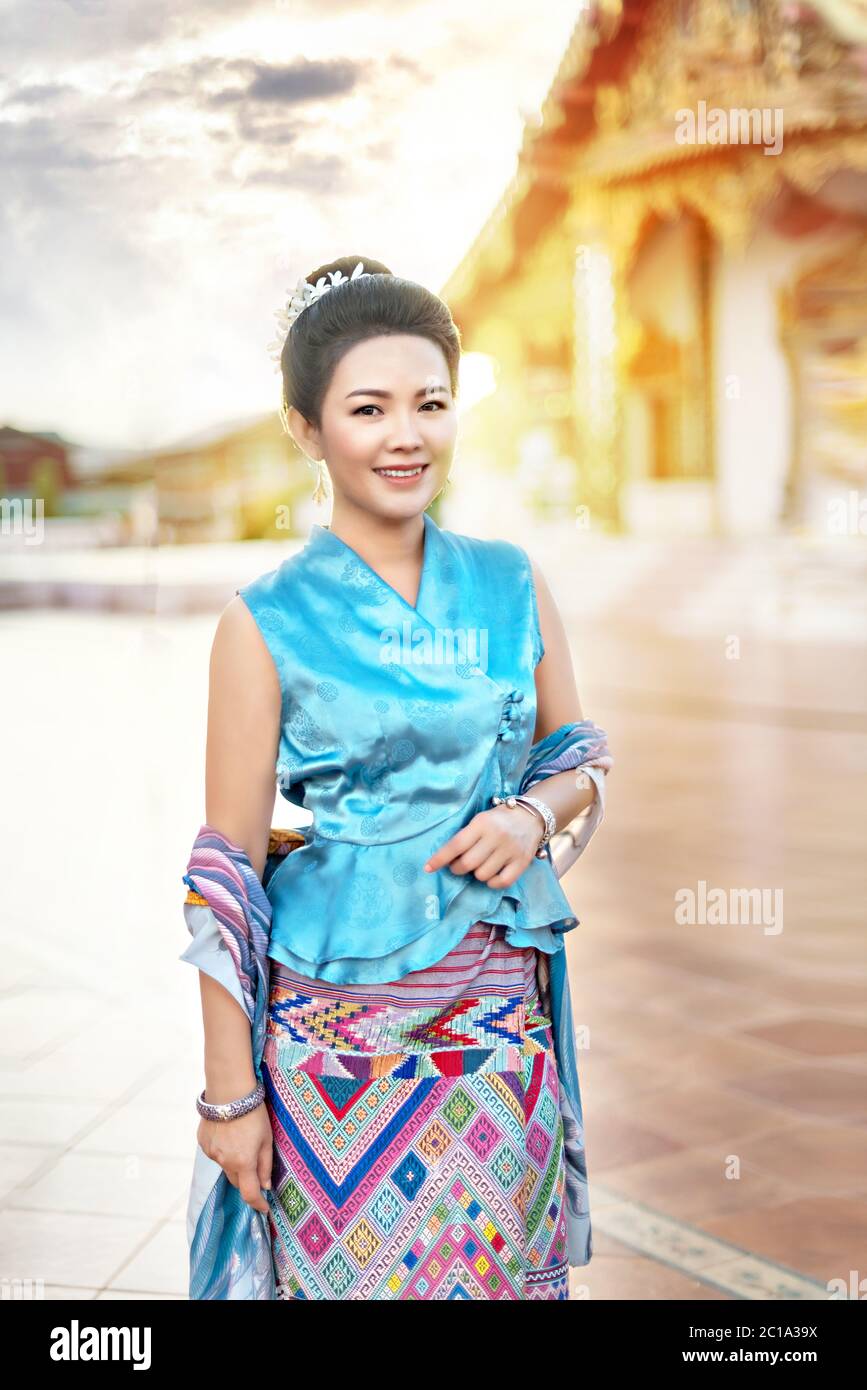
[197,1103,274,1215]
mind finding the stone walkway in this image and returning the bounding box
[562,618,867,1301]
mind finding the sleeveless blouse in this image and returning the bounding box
[236,509,579,984]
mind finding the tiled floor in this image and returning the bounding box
[559,603,867,1301]
[1,555,865,1300]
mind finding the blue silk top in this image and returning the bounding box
[236,509,579,984]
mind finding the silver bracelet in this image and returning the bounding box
[491,793,557,857]
[196,1080,266,1123]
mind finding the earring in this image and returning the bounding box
[311,458,330,505]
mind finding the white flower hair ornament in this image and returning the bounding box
[270,261,370,498]
[267,260,370,371]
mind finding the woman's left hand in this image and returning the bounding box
[423,805,545,889]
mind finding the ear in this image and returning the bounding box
[287,405,321,461]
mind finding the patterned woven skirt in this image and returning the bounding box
[260,920,570,1300]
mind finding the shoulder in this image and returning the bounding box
[237,545,306,609]
[204,598,283,729]
[215,550,302,666]
[224,547,316,689]
[439,524,531,579]
[212,593,277,670]
[457,527,547,591]
[232,545,317,647]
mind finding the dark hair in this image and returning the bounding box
[280,255,461,431]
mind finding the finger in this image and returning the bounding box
[470,847,514,883]
[485,858,525,889]
[239,1166,269,1214]
[450,836,501,877]
[423,838,455,871]
[424,823,481,871]
[258,1141,273,1195]
[424,834,470,871]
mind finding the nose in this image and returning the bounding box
[389,409,425,441]
[388,425,426,455]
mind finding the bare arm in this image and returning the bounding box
[528,558,596,828]
[205,595,281,883]
[195,595,282,1213]
[531,557,583,739]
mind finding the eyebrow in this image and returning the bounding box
[344,386,450,400]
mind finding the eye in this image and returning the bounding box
[351,400,446,416]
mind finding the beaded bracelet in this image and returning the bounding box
[196,1080,266,1123]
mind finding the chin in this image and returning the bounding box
[367,480,444,514]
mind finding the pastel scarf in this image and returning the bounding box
[519,719,613,1267]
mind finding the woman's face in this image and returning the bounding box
[290,333,457,520]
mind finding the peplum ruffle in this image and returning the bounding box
[264,811,579,985]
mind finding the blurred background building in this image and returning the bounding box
[1,0,865,614]
[0,413,310,548]
[442,0,867,539]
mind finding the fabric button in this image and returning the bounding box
[499,729,514,743]
[511,690,524,702]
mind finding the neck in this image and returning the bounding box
[325,503,426,569]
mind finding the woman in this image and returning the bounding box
[183,256,612,1300]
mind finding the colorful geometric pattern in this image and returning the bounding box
[262,922,569,1299]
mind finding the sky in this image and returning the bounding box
[0,0,585,451]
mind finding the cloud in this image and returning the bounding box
[1,80,78,107]
[1,0,257,64]
[0,0,581,445]
[0,113,122,170]
[244,58,361,104]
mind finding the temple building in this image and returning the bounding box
[442,0,867,537]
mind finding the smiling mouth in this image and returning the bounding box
[373,464,430,479]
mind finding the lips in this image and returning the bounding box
[373,463,429,479]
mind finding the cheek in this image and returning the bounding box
[427,413,458,449]
[328,418,376,461]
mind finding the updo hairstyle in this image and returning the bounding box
[280,256,461,432]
